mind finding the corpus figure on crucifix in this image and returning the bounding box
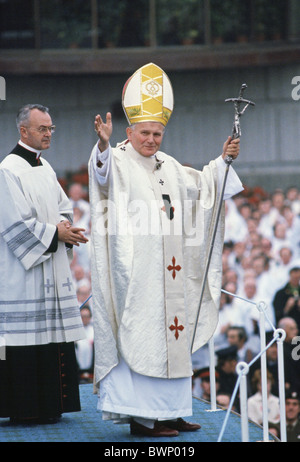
[88,63,243,437]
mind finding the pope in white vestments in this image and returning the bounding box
[88,63,243,437]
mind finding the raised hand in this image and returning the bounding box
[94,112,113,152]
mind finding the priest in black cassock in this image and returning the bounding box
[0,104,88,423]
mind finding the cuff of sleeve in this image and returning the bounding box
[97,145,109,166]
[47,227,58,253]
[215,155,227,170]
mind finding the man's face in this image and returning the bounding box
[20,108,53,151]
[290,269,300,286]
[284,321,298,342]
[126,122,164,157]
[286,399,300,422]
[222,359,237,374]
[227,330,239,346]
[266,343,277,361]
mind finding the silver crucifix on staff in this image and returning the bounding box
[225,83,255,141]
[190,84,255,353]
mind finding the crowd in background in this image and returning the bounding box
[65,172,300,440]
[191,184,300,440]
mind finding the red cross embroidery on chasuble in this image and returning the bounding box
[167,256,181,280]
[169,316,184,340]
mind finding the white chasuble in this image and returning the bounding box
[0,154,85,346]
[89,141,243,385]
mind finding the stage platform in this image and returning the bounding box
[0,384,277,443]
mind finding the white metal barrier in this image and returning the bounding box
[207,290,287,442]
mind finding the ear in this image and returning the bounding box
[19,126,28,140]
[126,126,132,141]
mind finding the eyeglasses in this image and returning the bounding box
[27,125,56,134]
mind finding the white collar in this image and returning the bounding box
[18,140,41,159]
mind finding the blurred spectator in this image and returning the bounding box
[214,289,235,348]
[278,317,300,394]
[257,197,274,239]
[68,182,90,222]
[285,186,300,215]
[260,237,273,261]
[73,243,90,274]
[192,367,220,402]
[238,202,253,223]
[273,267,300,329]
[231,278,260,342]
[251,254,276,328]
[269,422,280,440]
[216,392,232,410]
[252,254,271,294]
[250,332,283,397]
[269,246,294,286]
[216,346,238,397]
[270,190,285,223]
[278,316,298,343]
[284,391,300,442]
[72,264,90,290]
[76,284,92,309]
[227,241,247,277]
[216,281,240,341]
[226,326,256,363]
[271,221,290,260]
[282,205,300,260]
[75,305,94,384]
[238,255,255,285]
[222,267,238,286]
[224,199,248,244]
[247,369,280,426]
[68,183,91,272]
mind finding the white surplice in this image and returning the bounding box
[0,153,85,346]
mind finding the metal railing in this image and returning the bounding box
[207,290,287,442]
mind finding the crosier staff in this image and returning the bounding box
[190,84,255,353]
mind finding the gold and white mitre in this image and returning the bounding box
[122,62,174,127]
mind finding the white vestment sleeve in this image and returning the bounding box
[215,155,244,200]
[91,142,111,186]
[0,169,56,270]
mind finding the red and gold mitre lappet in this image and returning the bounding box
[122,62,174,127]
